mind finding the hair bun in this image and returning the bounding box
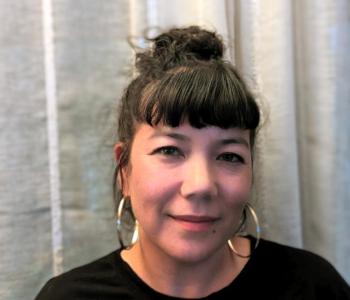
[152,26,224,61]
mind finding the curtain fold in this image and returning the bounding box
[233,0,303,247]
[293,0,350,277]
[0,1,349,299]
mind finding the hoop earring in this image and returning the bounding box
[228,203,261,258]
[116,197,138,248]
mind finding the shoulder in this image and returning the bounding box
[258,238,338,275]
[254,238,350,298]
[35,250,125,300]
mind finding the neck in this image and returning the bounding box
[121,238,248,298]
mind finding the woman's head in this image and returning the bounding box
[114,27,261,251]
[116,26,260,178]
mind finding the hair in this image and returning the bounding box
[114,26,260,220]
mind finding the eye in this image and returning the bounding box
[152,146,183,157]
[217,152,244,163]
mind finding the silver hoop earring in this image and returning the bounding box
[228,203,261,258]
[116,197,138,248]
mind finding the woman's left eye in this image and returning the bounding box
[217,153,244,163]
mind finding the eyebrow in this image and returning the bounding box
[150,132,190,141]
[220,138,250,149]
[150,132,250,148]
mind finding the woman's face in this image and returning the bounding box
[120,122,253,263]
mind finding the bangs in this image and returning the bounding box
[136,61,260,130]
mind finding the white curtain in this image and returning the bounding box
[0,1,349,299]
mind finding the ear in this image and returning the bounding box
[114,142,124,163]
[114,143,129,195]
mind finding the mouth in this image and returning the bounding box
[169,214,219,232]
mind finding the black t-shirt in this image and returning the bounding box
[35,237,350,299]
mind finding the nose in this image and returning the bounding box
[180,154,218,200]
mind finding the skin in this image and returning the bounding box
[115,122,253,298]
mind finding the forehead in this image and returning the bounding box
[133,122,250,147]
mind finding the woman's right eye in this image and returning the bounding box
[152,146,182,157]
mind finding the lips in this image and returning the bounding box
[171,215,219,222]
[169,214,219,232]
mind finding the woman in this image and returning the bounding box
[35,26,350,299]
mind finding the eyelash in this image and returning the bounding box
[153,146,183,157]
[217,153,245,164]
[152,147,245,164]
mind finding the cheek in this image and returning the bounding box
[222,173,252,230]
[124,155,151,194]
[129,160,162,195]
[125,159,177,214]
[223,170,252,203]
